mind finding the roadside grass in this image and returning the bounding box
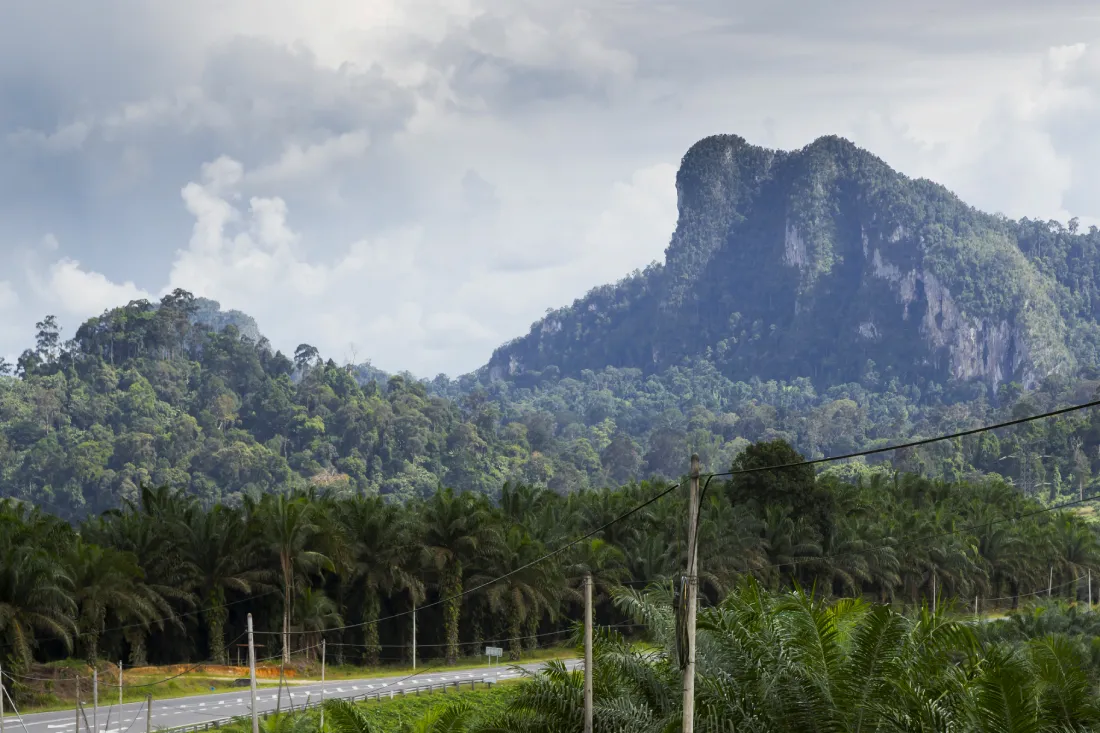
[310,646,573,682]
[217,682,521,733]
[9,647,570,715]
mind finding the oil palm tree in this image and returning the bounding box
[494,576,1100,732]
[338,496,422,666]
[253,493,333,664]
[179,504,269,663]
[65,539,159,663]
[475,526,561,660]
[86,483,199,664]
[0,501,77,668]
[294,587,342,663]
[419,488,500,664]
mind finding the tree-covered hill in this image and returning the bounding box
[7,134,1100,515]
[485,134,1100,391]
[423,134,1100,499]
[0,291,525,517]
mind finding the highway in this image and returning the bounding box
[2,660,578,733]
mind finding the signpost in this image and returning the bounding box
[484,646,503,667]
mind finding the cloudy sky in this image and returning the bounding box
[2,1,1100,377]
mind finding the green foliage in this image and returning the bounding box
[0,291,538,517]
[491,579,1100,732]
[329,689,510,732]
[4,454,1100,690]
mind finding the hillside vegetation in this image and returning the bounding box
[6,136,1100,510]
[2,442,1098,681]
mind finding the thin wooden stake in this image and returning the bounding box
[247,614,258,733]
[682,454,701,733]
[584,572,593,733]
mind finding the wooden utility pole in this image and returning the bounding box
[682,454,701,733]
[320,640,326,731]
[584,571,593,733]
[247,614,258,733]
[276,660,284,716]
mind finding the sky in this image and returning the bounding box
[2,1,1100,377]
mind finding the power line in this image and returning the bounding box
[706,398,1100,482]
[256,398,1100,639]
[691,397,1100,548]
[76,589,281,639]
[751,491,1100,577]
[984,574,1082,603]
[315,623,640,649]
[261,481,685,636]
[11,397,1099,672]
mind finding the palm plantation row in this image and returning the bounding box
[2,440,1100,690]
[233,585,1100,732]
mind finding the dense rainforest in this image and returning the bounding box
[8,135,1100,513]
[4,287,1100,517]
[2,441,1099,678]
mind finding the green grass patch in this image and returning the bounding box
[340,684,515,732]
[16,678,281,714]
[309,647,573,682]
[215,684,518,733]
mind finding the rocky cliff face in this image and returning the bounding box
[487,134,1076,391]
[191,297,263,343]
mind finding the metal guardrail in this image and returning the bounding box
[159,679,497,733]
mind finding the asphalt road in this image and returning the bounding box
[3,660,579,733]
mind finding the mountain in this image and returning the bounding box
[190,297,262,343]
[6,134,1100,518]
[486,135,1100,392]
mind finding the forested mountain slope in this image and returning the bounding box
[0,293,516,517]
[434,134,1100,496]
[5,134,1100,516]
[488,135,1100,389]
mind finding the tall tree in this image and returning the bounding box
[338,497,422,666]
[179,504,268,663]
[254,493,332,664]
[419,488,500,664]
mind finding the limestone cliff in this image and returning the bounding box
[487,134,1078,391]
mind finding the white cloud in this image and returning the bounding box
[7,120,92,153]
[3,1,1100,375]
[581,163,677,279]
[245,130,371,187]
[45,258,152,316]
[0,282,18,310]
